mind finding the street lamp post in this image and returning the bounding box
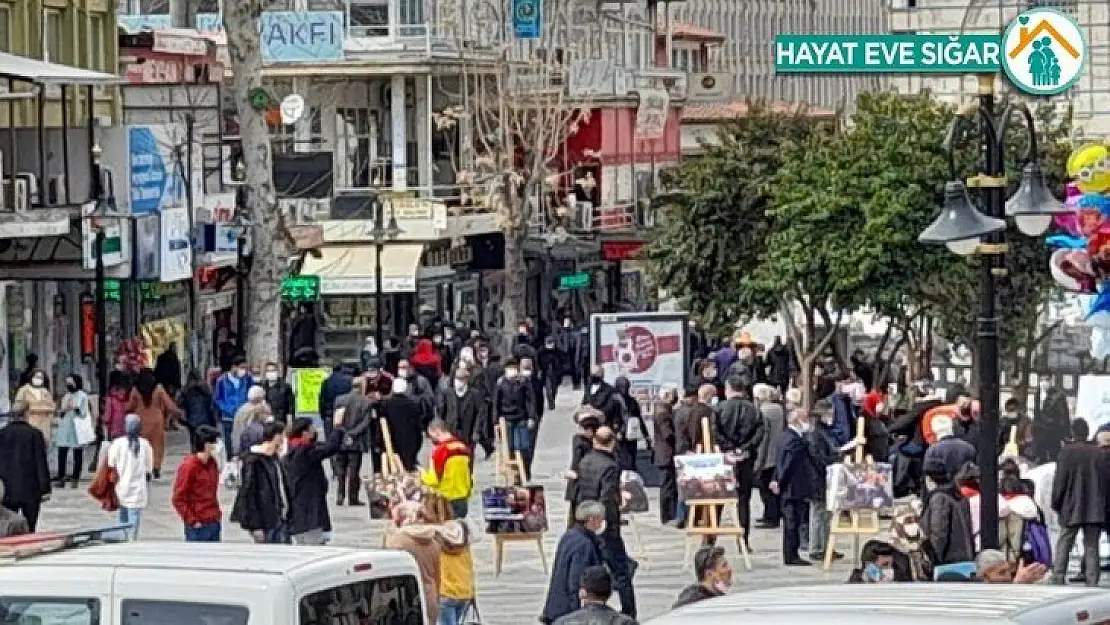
[370,193,403,347]
[918,74,1069,550]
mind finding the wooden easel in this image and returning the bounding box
[824,417,881,570]
[682,416,754,571]
[495,418,529,486]
[378,419,404,476]
[1003,424,1019,458]
[492,531,549,577]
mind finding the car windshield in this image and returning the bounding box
[0,598,97,625]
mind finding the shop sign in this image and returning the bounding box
[634,89,669,139]
[281,275,321,303]
[601,241,644,262]
[558,271,591,290]
[103,279,122,303]
[79,292,96,362]
[140,281,186,303]
[196,12,223,32]
[423,245,473,268]
[153,31,208,56]
[128,124,187,215]
[511,0,541,39]
[118,14,172,32]
[260,11,345,63]
[160,207,193,282]
[568,59,629,98]
[126,57,184,85]
[81,205,126,270]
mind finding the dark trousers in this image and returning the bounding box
[757,467,780,525]
[450,499,469,519]
[781,498,810,562]
[185,522,222,542]
[9,499,41,532]
[571,362,585,388]
[659,463,678,524]
[56,447,84,481]
[334,451,364,502]
[734,458,756,540]
[1054,523,1102,586]
[544,376,559,409]
[220,420,235,456]
[600,531,637,619]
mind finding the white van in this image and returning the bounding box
[647,583,1110,625]
[0,528,427,625]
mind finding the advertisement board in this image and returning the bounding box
[590,312,688,417]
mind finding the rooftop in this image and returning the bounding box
[655,21,726,42]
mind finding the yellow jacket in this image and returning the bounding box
[421,438,472,501]
[439,545,475,600]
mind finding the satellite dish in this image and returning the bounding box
[280,94,305,125]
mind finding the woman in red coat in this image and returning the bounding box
[410,338,443,390]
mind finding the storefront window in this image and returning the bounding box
[320,296,394,364]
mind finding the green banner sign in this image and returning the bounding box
[282,275,321,302]
[558,272,591,290]
[103,279,121,303]
[774,34,1003,73]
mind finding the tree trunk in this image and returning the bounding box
[224,0,286,365]
[499,187,528,347]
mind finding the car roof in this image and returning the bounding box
[647,584,1107,625]
[0,542,414,577]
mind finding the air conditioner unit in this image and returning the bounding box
[48,174,66,205]
[15,172,39,205]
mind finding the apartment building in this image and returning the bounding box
[889,0,1110,136]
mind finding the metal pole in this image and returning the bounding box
[976,74,1002,551]
[374,196,385,347]
[184,114,199,374]
[95,229,108,400]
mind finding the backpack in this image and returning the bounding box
[1021,515,1053,567]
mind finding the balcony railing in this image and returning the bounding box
[531,200,653,235]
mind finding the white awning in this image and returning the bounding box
[300,244,423,295]
[0,52,124,87]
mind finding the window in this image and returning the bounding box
[335,107,380,188]
[348,0,389,37]
[88,15,104,71]
[269,106,323,154]
[43,9,62,62]
[122,600,247,625]
[0,7,9,52]
[299,575,422,625]
[138,0,169,14]
[0,597,99,624]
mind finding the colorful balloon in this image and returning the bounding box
[1067,143,1110,194]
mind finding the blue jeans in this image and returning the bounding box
[262,523,290,544]
[438,598,469,625]
[450,499,469,519]
[119,507,142,541]
[508,419,534,474]
[185,522,221,542]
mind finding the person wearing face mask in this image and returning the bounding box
[432,331,455,374]
[362,359,394,397]
[214,357,255,452]
[373,377,426,471]
[397,358,437,425]
[410,338,444,393]
[581,366,624,433]
[261,362,295,425]
[692,360,724,402]
[474,344,502,459]
[771,408,818,566]
[283,415,346,545]
[401,323,422,361]
[537,336,564,411]
[332,378,375,507]
[54,374,92,487]
[493,359,538,475]
[435,369,485,450]
[999,398,1033,458]
[806,400,845,562]
[520,357,545,423]
[919,455,975,567]
[172,425,225,541]
[847,540,912,583]
[14,369,56,442]
[672,545,733,608]
[230,422,293,544]
[541,501,607,624]
[555,316,584,389]
[0,399,51,532]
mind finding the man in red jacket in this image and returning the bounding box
[172,425,223,542]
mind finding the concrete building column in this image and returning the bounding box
[415,74,432,193]
[390,75,408,190]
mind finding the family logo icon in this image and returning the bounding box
[1001,7,1086,95]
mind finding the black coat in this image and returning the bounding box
[494,378,535,422]
[376,394,425,462]
[889,399,943,453]
[920,484,975,565]
[807,423,840,498]
[537,347,563,381]
[318,372,353,419]
[0,421,50,504]
[1052,441,1108,527]
[230,451,292,532]
[541,524,606,624]
[335,391,375,453]
[565,434,594,501]
[652,404,677,468]
[436,385,486,444]
[765,342,793,385]
[714,397,765,458]
[774,428,816,501]
[582,382,624,433]
[284,428,344,535]
[176,386,219,431]
[263,380,295,423]
[574,449,622,531]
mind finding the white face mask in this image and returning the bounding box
[454,380,467,393]
[444,330,454,339]
[564,320,572,328]
[594,521,606,535]
[398,368,411,379]
[265,371,279,382]
[504,368,519,379]
[710,397,720,407]
[31,377,44,387]
[521,369,533,377]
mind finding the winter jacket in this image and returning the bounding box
[384,524,443,625]
[1052,440,1108,527]
[923,436,977,481]
[888,398,943,454]
[920,483,975,566]
[230,447,292,532]
[176,385,219,431]
[807,423,841,498]
[828,392,854,446]
[582,382,624,432]
[0,421,50,505]
[102,388,134,439]
[566,434,594,502]
[714,396,765,460]
[652,403,677,469]
[493,378,534,423]
[765,342,794,385]
[411,338,444,389]
[334,391,375,453]
[436,384,485,444]
[404,373,437,423]
[263,380,295,423]
[214,373,253,421]
[672,584,723,609]
[775,428,816,501]
[422,436,472,501]
[171,454,222,526]
[317,371,353,421]
[552,604,637,625]
[756,402,786,472]
[284,428,344,535]
[573,449,622,531]
[439,520,475,601]
[541,524,606,623]
[678,403,717,454]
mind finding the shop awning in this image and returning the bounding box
[0,51,124,86]
[300,244,423,295]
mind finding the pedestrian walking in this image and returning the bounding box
[230,422,292,544]
[333,377,374,507]
[573,427,637,619]
[0,481,30,538]
[14,368,56,442]
[672,545,733,608]
[551,566,637,625]
[653,388,678,525]
[771,408,818,566]
[231,386,271,456]
[55,373,93,488]
[214,356,254,452]
[101,370,134,441]
[581,366,624,433]
[714,375,764,546]
[411,338,444,395]
[399,358,437,422]
[0,403,50,531]
[542,500,607,624]
[521,358,545,425]
[564,410,601,526]
[377,377,426,471]
[494,359,538,476]
[919,455,975,567]
[422,419,473,519]
[437,517,476,625]
[130,368,182,480]
[285,415,345,545]
[537,335,562,411]
[614,376,648,472]
[754,385,784,528]
[436,368,485,449]
[177,371,220,433]
[261,362,295,424]
[172,425,223,542]
[1050,417,1105,586]
[106,414,153,540]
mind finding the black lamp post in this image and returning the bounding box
[370,193,402,347]
[917,74,1068,550]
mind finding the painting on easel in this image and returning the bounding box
[675,453,737,500]
[826,462,894,511]
[481,485,549,534]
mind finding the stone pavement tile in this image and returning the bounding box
[35,384,849,624]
